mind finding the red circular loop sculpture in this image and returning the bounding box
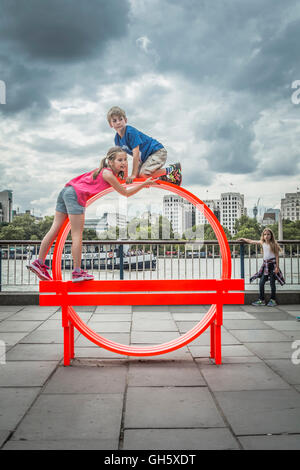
[51,180,231,356]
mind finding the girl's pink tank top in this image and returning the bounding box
[65,168,113,207]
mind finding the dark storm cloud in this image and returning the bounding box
[200,118,256,174]
[146,0,298,93]
[0,0,129,61]
[234,18,300,95]
[0,0,130,115]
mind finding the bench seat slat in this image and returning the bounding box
[39,278,244,293]
[40,292,244,307]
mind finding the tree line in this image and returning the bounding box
[0,213,300,241]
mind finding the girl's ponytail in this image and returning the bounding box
[93,146,125,180]
[92,157,107,180]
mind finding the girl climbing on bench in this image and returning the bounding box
[27,146,157,283]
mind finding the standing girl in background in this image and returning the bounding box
[238,228,285,306]
[27,146,157,282]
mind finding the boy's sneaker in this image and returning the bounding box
[267,299,277,307]
[167,162,181,173]
[160,168,182,186]
[27,259,52,281]
[252,299,266,306]
[72,269,94,283]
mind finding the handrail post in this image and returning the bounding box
[0,245,2,292]
[240,242,245,279]
[119,244,124,280]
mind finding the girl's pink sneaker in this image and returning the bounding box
[72,269,94,283]
[27,260,52,281]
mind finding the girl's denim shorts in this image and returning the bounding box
[55,186,85,215]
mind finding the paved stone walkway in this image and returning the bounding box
[0,303,299,450]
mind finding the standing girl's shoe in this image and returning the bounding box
[29,146,157,283]
[27,259,52,281]
[72,269,94,283]
[238,229,285,306]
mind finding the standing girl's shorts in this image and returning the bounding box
[55,186,85,215]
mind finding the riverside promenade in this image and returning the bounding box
[0,302,300,451]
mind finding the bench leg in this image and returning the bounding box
[70,324,74,359]
[214,324,222,365]
[210,323,215,359]
[64,324,70,366]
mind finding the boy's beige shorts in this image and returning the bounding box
[139,148,167,175]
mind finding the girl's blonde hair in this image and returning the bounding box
[93,146,126,180]
[260,228,281,255]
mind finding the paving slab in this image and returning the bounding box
[128,362,205,386]
[9,310,55,321]
[11,393,123,441]
[200,363,290,391]
[0,311,18,321]
[75,347,129,360]
[0,431,10,448]
[245,341,295,359]
[132,311,172,320]
[0,320,42,332]
[0,332,30,348]
[192,344,254,359]
[6,343,64,361]
[95,306,132,313]
[130,331,179,344]
[86,321,131,333]
[128,348,192,361]
[0,388,40,431]
[172,313,205,321]
[89,314,132,322]
[214,389,300,435]
[20,330,64,344]
[75,332,130,347]
[43,364,127,394]
[125,387,225,429]
[264,320,300,331]
[266,359,300,385]
[0,361,58,387]
[223,312,255,319]
[229,329,291,343]
[132,319,178,332]
[2,438,119,450]
[238,434,300,450]
[223,319,271,330]
[123,428,239,450]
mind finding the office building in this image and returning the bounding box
[220,193,246,235]
[281,192,300,221]
[0,190,13,223]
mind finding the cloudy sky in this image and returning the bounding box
[1,0,300,218]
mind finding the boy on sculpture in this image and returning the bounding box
[107,106,182,186]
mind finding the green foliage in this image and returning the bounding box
[0,214,97,240]
[233,215,262,240]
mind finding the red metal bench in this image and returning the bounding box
[39,278,244,366]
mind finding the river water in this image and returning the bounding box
[1,256,299,292]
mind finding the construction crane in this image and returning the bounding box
[253,198,260,220]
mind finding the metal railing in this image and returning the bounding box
[0,240,299,291]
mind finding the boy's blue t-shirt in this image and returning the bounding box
[114,125,163,163]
